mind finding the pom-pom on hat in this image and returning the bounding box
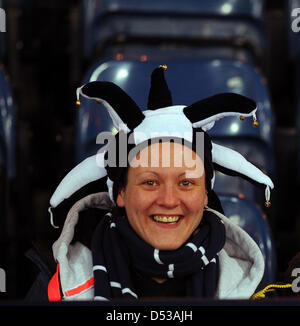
[50,65,273,216]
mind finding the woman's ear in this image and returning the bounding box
[116,189,125,207]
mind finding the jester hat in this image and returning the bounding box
[49,65,274,216]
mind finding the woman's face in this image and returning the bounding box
[117,142,208,250]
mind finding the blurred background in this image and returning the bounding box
[0,0,300,299]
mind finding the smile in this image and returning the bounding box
[152,215,182,224]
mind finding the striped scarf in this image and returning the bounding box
[91,209,226,301]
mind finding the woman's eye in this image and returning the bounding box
[143,180,157,186]
[180,180,193,187]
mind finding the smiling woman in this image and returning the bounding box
[117,141,208,251]
[26,65,276,301]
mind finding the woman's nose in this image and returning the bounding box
[156,184,180,208]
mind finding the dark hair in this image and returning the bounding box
[112,167,129,204]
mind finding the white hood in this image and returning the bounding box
[52,192,113,300]
[206,207,265,299]
[51,193,264,300]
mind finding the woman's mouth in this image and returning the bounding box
[151,215,182,224]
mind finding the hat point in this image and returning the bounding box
[265,200,271,208]
[159,64,168,71]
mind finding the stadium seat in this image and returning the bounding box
[100,43,255,67]
[82,0,267,65]
[219,194,277,285]
[287,1,300,182]
[0,67,16,182]
[0,65,17,298]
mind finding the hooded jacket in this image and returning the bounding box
[31,191,265,301]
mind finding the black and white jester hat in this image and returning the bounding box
[49,65,274,215]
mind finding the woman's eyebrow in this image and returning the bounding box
[135,171,160,177]
[179,171,204,180]
[136,171,201,179]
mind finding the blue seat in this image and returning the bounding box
[287,1,300,182]
[0,65,17,299]
[214,173,265,210]
[83,0,265,17]
[82,0,267,64]
[0,66,17,237]
[100,43,256,67]
[75,59,274,164]
[219,194,277,285]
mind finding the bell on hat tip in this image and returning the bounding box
[159,64,168,70]
[265,200,271,208]
[76,99,81,106]
[240,115,245,120]
[253,120,259,127]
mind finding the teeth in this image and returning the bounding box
[153,215,180,223]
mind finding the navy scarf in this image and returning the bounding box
[91,209,226,300]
